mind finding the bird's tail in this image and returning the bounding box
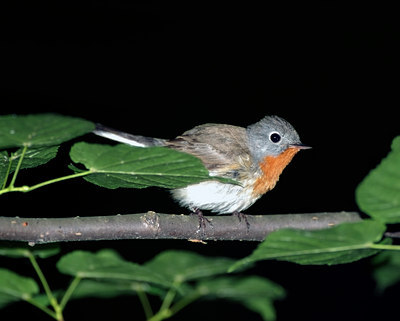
[93,123,166,147]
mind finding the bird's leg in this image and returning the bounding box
[191,208,213,233]
[233,211,250,231]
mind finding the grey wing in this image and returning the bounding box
[166,124,252,178]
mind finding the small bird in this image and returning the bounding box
[94,116,310,218]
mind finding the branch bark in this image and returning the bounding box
[0,211,361,244]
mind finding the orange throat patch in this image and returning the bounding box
[252,147,300,197]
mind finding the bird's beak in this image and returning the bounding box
[289,143,312,150]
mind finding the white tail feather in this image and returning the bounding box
[93,129,148,147]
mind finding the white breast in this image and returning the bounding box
[171,179,260,214]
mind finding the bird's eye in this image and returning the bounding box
[269,132,281,143]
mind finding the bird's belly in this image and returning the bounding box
[171,180,259,214]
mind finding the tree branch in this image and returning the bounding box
[0,212,361,244]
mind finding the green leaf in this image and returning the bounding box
[0,146,59,176]
[372,251,400,292]
[144,250,236,283]
[230,220,386,270]
[356,136,400,223]
[66,279,165,301]
[70,142,215,189]
[0,113,94,148]
[0,151,10,185]
[243,299,278,321]
[198,276,285,321]
[57,249,171,288]
[14,146,59,169]
[0,268,39,308]
[0,243,60,259]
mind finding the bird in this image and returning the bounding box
[93,116,310,222]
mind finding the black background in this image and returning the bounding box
[1,2,399,320]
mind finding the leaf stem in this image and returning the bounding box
[27,251,63,321]
[147,288,201,321]
[21,171,92,192]
[9,145,28,188]
[169,291,202,316]
[25,297,59,320]
[59,275,82,310]
[159,284,178,313]
[137,288,153,319]
[147,281,180,321]
[0,170,91,195]
[370,243,400,251]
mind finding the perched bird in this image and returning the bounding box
[94,116,310,218]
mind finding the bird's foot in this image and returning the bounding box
[233,211,250,231]
[191,208,213,233]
